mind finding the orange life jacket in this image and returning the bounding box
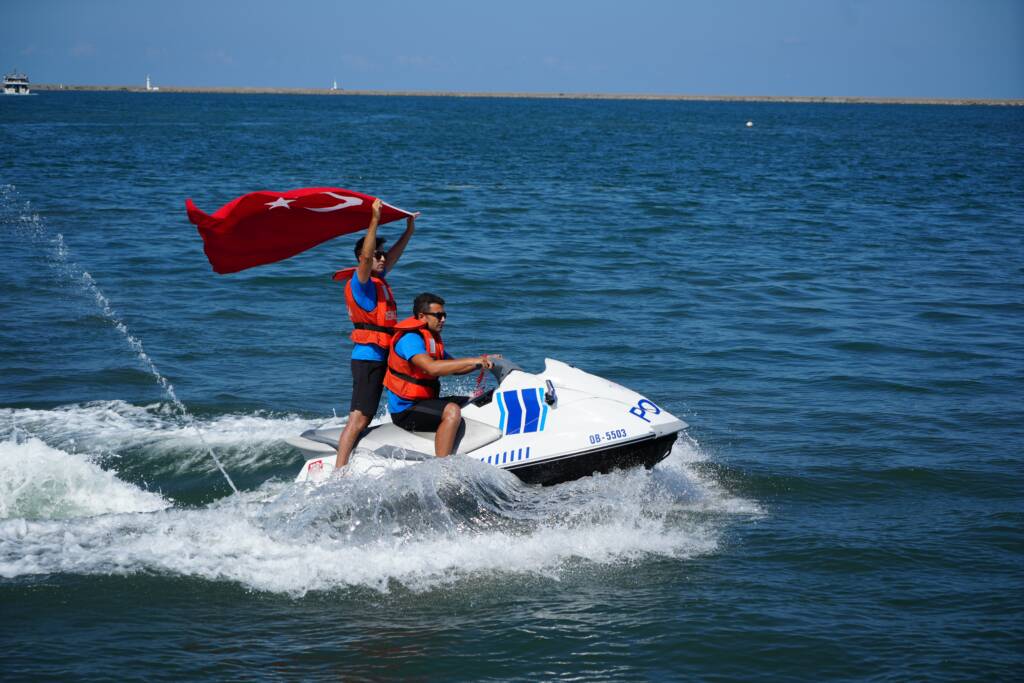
[384,317,445,401]
[333,267,398,348]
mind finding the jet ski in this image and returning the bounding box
[288,358,685,486]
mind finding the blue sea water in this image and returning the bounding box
[1,92,1022,680]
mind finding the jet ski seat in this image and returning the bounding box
[298,416,503,458]
[367,416,502,456]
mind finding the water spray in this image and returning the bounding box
[2,185,239,494]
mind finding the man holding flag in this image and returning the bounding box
[186,185,418,469]
[332,199,416,468]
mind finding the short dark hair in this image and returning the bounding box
[354,236,387,260]
[413,292,445,316]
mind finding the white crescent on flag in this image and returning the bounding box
[305,192,364,213]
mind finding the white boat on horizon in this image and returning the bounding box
[3,69,31,95]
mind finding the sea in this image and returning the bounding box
[1,92,1022,681]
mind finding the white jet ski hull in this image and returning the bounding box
[289,358,685,486]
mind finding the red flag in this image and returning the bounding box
[185,187,413,274]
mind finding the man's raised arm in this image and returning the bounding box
[355,198,383,284]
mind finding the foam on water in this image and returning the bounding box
[0,402,323,475]
[0,436,169,521]
[0,436,758,594]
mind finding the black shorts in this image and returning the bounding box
[350,359,387,417]
[391,396,469,433]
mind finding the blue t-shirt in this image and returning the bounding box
[350,271,388,362]
[387,332,452,414]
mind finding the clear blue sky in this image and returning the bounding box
[4,0,1022,98]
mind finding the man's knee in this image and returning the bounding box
[442,402,461,423]
[347,410,371,429]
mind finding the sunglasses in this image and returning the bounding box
[423,311,447,320]
[373,251,387,259]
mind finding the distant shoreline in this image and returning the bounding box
[30,84,1023,106]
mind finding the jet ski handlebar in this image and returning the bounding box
[488,356,523,384]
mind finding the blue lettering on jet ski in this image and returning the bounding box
[588,428,627,445]
[629,398,661,423]
[497,389,550,434]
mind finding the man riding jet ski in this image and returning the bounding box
[381,291,499,459]
[289,355,685,486]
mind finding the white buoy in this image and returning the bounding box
[746,120,753,128]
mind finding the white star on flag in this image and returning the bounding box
[266,197,295,210]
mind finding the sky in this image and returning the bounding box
[3,0,1022,99]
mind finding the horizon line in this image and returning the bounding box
[28,83,1024,106]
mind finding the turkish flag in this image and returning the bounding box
[185,187,413,274]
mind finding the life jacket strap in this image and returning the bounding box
[353,322,393,334]
[388,369,440,389]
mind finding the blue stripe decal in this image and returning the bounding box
[484,446,532,465]
[537,388,549,431]
[521,388,541,433]
[504,391,524,435]
[497,391,507,432]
